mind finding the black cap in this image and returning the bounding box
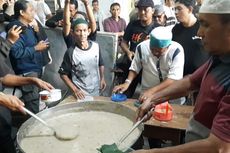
[137,0,154,8]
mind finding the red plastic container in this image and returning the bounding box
[153,102,173,121]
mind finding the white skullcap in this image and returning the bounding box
[200,0,230,14]
[150,26,172,48]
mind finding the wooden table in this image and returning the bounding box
[60,96,194,145]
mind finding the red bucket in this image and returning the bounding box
[153,102,173,121]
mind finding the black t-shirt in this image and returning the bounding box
[0,37,14,91]
[123,20,160,52]
[172,21,210,76]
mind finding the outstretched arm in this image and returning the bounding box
[82,0,96,33]
[0,74,54,91]
[133,134,230,153]
[137,76,196,121]
[63,0,71,36]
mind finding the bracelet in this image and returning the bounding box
[125,79,131,84]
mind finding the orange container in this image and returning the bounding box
[153,102,173,121]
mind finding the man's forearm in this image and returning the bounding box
[126,70,138,83]
[63,0,71,36]
[1,74,35,87]
[149,78,175,94]
[148,134,228,153]
[99,66,105,80]
[152,76,195,103]
[84,1,97,33]
[120,40,131,54]
[61,75,78,92]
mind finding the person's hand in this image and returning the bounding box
[32,78,54,92]
[6,0,15,6]
[57,20,64,26]
[0,93,25,114]
[81,0,89,5]
[127,51,135,61]
[139,89,154,103]
[137,97,154,121]
[34,40,49,51]
[7,25,22,44]
[100,78,106,92]
[113,83,130,94]
[30,19,39,32]
[73,89,85,100]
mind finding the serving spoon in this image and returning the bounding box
[22,107,78,141]
[98,108,155,152]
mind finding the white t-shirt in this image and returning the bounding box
[29,0,52,26]
[129,40,184,92]
[71,42,100,96]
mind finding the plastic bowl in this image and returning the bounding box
[111,93,127,102]
[153,102,173,121]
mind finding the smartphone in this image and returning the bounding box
[19,25,27,34]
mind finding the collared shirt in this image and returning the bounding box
[129,40,184,92]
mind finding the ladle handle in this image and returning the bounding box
[117,107,155,146]
[22,107,50,128]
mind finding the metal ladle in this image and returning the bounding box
[117,107,155,147]
[98,108,154,152]
[22,107,78,141]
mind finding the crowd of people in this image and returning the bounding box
[0,0,229,152]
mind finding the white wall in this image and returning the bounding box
[58,0,164,23]
[78,0,132,23]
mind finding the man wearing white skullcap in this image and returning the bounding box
[134,0,230,152]
[113,26,185,104]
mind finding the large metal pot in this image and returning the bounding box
[17,101,143,153]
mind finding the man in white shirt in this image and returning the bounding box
[113,26,184,104]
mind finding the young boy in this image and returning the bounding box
[59,18,106,100]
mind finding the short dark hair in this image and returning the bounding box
[70,0,78,9]
[14,0,29,19]
[110,2,120,10]
[92,0,98,4]
[219,14,230,24]
[175,0,196,8]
